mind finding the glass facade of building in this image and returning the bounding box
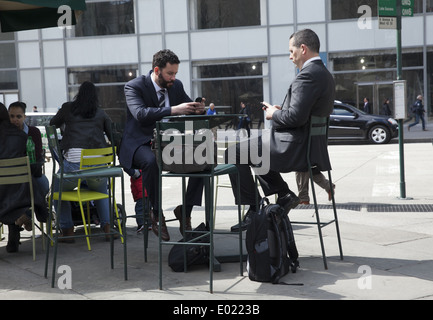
[1,0,432,126]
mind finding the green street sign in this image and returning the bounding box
[378,0,414,17]
[401,0,414,16]
[379,0,396,17]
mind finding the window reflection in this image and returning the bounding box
[68,65,137,85]
[193,61,265,128]
[428,0,433,12]
[0,70,17,90]
[74,0,134,37]
[0,43,16,69]
[194,0,260,29]
[68,65,137,125]
[331,51,423,71]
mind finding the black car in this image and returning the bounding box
[329,101,398,144]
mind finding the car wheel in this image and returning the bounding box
[368,125,391,144]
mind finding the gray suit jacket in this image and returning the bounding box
[269,60,335,172]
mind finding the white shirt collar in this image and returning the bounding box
[151,72,163,93]
[151,73,169,107]
[302,56,321,70]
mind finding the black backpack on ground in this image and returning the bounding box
[246,198,299,284]
[168,222,210,272]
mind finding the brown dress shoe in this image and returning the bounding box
[103,224,119,241]
[327,184,336,201]
[59,227,75,243]
[15,214,32,231]
[151,210,170,241]
[173,205,192,236]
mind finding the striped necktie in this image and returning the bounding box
[158,89,166,108]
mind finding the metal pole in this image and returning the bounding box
[396,0,407,199]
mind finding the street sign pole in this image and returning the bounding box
[396,0,409,199]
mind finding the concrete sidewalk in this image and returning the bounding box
[1,126,433,301]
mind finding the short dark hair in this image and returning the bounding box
[290,29,320,53]
[8,101,27,113]
[152,49,180,70]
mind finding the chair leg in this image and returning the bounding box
[32,209,36,261]
[44,194,55,279]
[207,176,214,294]
[213,176,219,228]
[309,168,328,270]
[141,177,149,262]
[78,202,92,251]
[236,172,243,276]
[113,201,124,244]
[328,171,343,260]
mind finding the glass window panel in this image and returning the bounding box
[68,65,137,85]
[0,70,17,90]
[195,0,260,29]
[198,78,264,127]
[68,84,127,125]
[0,43,16,68]
[331,50,423,72]
[428,0,433,12]
[193,60,265,127]
[413,0,423,13]
[68,64,137,125]
[0,33,14,41]
[74,0,134,37]
[331,0,377,20]
[427,50,433,115]
[197,62,263,79]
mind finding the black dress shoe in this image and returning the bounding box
[173,205,192,236]
[231,207,255,232]
[277,191,300,214]
[6,224,21,253]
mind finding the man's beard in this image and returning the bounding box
[158,73,174,89]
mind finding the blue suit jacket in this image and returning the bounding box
[119,71,192,169]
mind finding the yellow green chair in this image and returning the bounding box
[49,146,124,251]
[44,125,127,287]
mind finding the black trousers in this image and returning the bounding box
[132,144,203,214]
[225,136,292,206]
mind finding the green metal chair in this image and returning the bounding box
[0,156,46,260]
[44,125,127,287]
[291,116,343,269]
[155,119,243,293]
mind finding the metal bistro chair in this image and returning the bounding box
[0,156,46,260]
[112,121,153,263]
[155,119,243,293]
[44,125,127,287]
[291,116,343,269]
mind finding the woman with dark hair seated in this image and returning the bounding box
[50,81,114,241]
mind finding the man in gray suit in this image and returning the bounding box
[228,29,335,231]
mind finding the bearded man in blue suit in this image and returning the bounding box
[119,49,204,241]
